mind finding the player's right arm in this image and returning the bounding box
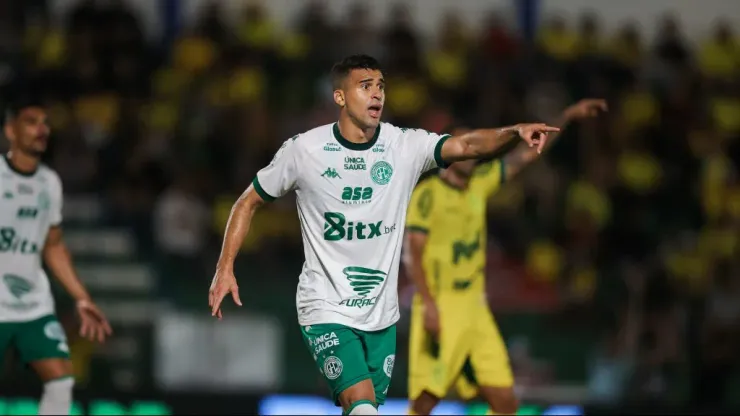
[404,181,440,337]
[209,137,299,319]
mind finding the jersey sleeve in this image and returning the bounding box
[406,128,452,174]
[406,180,436,234]
[252,137,299,202]
[48,171,63,226]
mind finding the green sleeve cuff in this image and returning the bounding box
[433,134,452,169]
[406,225,429,234]
[252,177,276,202]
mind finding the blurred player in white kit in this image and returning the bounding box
[0,97,112,415]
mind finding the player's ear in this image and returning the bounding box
[3,122,15,143]
[334,89,345,107]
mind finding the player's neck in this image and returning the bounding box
[337,115,377,144]
[4,151,40,176]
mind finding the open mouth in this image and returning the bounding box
[368,105,382,118]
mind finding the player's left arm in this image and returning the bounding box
[501,99,608,179]
[438,123,560,165]
[43,226,90,303]
[44,227,112,342]
[43,176,112,342]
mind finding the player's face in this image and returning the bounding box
[442,160,476,189]
[4,107,50,157]
[336,68,385,129]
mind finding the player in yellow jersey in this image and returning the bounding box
[404,99,607,415]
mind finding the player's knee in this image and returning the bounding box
[347,400,378,415]
[411,390,440,415]
[479,386,518,415]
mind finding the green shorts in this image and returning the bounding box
[0,315,70,363]
[301,323,396,406]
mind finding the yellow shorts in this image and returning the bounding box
[408,296,514,401]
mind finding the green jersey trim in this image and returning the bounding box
[252,177,276,202]
[332,123,380,151]
[434,135,452,168]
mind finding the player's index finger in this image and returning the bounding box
[211,297,223,315]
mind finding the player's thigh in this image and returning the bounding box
[362,324,396,406]
[408,305,437,399]
[15,315,72,380]
[469,310,514,388]
[412,309,471,401]
[301,324,373,405]
[453,357,482,401]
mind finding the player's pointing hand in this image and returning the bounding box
[516,123,560,154]
[209,270,242,320]
[563,98,608,120]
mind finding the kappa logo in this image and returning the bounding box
[321,168,342,179]
[323,356,343,380]
[370,161,393,185]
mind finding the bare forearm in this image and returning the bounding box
[449,127,520,162]
[216,189,261,272]
[410,261,434,302]
[405,234,434,302]
[44,245,91,302]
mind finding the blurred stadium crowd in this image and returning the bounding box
[1,0,740,408]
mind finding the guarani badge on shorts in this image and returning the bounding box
[323,355,343,380]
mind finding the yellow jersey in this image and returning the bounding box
[406,160,505,301]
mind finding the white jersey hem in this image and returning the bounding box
[0,307,55,323]
[298,312,400,332]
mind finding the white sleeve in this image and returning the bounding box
[48,172,63,226]
[253,137,299,201]
[406,128,452,174]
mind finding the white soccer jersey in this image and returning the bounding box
[254,122,450,331]
[0,155,62,322]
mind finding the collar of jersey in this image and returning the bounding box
[3,153,37,177]
[332,123,380,151]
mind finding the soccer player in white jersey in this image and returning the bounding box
[209,55,559,416]
[1,99,112,415]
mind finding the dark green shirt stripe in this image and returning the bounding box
[252,177,276,202]
[434,134,452,169]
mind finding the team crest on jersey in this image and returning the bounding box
[323,356,343,380]
[37,191,51,210]
[370,161,393,185]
